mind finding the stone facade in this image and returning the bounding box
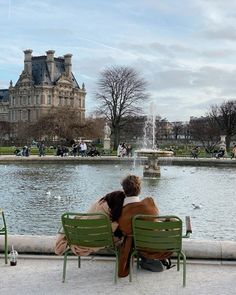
[0,89,9,121]
[0,49,86,123]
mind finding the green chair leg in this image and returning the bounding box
[177,253,180,271]
[78,256,81,268]
[5,233,8,264]
[1,210,8,264]
[181,251,186,287]
[62,251,69,283]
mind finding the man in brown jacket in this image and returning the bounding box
[118,175,171,278]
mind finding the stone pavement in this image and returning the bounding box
[0,256,235,295]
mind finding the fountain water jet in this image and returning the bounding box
[135,102,173,178]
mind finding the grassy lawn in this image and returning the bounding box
[0,145,231,158]
[0,146,55,155]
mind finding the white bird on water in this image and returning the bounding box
[192,203,202,209]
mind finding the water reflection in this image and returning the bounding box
[0,163,236,241]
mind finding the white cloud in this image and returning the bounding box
[1,0,236,121]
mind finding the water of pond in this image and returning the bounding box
[0,163,235,241]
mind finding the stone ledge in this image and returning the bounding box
[1,235,236,260]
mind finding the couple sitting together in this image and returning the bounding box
[55,174,171,277]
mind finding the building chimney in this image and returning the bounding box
[23,49,33,76]
[64,53,72,77]
[46,50,55,81]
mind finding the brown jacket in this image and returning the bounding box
[118,197,171,277]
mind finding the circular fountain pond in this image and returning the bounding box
[0,162,236,241]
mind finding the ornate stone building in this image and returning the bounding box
[0,49,86,123]
[0,89,9,121]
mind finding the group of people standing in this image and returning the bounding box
[71,141,100,157]
[55,174,171,278]
[117,143,132,157]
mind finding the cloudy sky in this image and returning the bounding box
[1,0,236,121]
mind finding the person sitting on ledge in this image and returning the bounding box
[118,174,172,278]
[55,190,125,256]
[215,148,225,159]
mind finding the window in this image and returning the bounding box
[36,109,39,120]
[36,95,40,105]
[28,96,31,105]
[47,95,51,105]
[58,97,62,106]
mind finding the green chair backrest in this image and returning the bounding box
[132,215,183,253]
[61,212,115,249]
[0,209,7,233]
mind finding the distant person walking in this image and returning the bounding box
[126,145,132,157]
[80,141,87,157]
[72,143,78,157]
[38,142,46,157]
[117,143,122,157]
[191,146,199,159]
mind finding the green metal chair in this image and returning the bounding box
[130,215,187,287]
[61,212,119,283]
[0,209,8,264]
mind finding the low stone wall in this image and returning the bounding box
[1,235,236,260]
[1,155,236,168]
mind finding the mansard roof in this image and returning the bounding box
[0,89,9,102]
[31,56,80,88]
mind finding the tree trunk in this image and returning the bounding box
[226,135,231,152]
[113,126,120,150]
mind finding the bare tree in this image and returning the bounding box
[28,107,83,143]
[209,100,236,151]
[172,121,183,140]
[0,121,12,143]
[27,108,105,145]
[189,116,220,154]
[95,66,148,149]
[80,116,105,140]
